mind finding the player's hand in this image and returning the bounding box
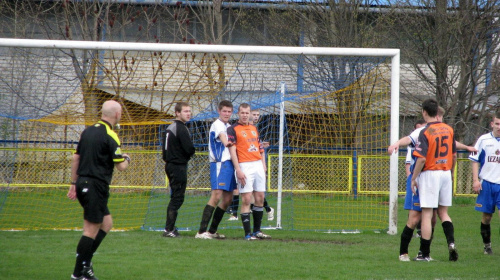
[387,144,398,154]
[67,185,77,200]
[473,180,482,194]
[236,169,246,187]
[467,146,478,154]
[411,179,418,195]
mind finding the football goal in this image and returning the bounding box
[0,38,400,234]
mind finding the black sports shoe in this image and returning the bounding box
[81,266,98,280]
[70,275,84,280]
[448,243,459,261]
[162,228,180,238]
[412,251,434,261]
[484,243,493,255]
[414,255,432,262]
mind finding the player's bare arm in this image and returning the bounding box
[67,153,80,200]
[456,141,477,153]
[471,161,482,194]
[116,153,131,171]
[387,136,412,154]
[405,163,411,177]
[410,157,426,195]
[229,145,246,186]
[261,151,267,172]
[219,132,229,147]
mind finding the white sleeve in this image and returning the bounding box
[405,148,412,164]
[408,127,424,146]
[468,136,483,162]
[213,121,226,141]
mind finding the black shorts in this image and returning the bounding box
[76,177,110,223]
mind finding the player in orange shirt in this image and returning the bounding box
[227,103,270,240]
[411,98,458,261]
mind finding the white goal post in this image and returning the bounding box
[0,38,400,234]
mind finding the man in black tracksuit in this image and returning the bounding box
[162,102,195,237]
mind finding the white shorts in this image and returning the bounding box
[417,170,452,208]
[237,160,266,194]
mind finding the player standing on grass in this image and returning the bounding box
[389,108,476,261]
[389,119,427,261]
[469,111,500,255]
[67,100,131,280]
[227,103,271,240]
[161,102,195,238]
[228,109,275,221]
[411,98,458,262]
[195,100,236,239]
[251,109,275,221]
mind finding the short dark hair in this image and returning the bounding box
[174,102,189,113]
[218,100,233,110]
[494,110,500,120]
[422,98,438,117]
[239,103,251,110]
[414,119,426,129]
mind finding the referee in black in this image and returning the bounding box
[162,101,195,237]
[67,100,131,280]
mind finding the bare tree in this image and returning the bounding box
[0,1,246,139]
[382,0,500,142]
[241,1,391,149]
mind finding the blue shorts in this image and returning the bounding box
[210,161,236,192]
[475,180,500,214]
[404,173,421,212]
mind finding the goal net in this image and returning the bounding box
[0,38,400,233]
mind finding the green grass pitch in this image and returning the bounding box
[1,197,500,279]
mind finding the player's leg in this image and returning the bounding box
[481,212,493,254]
[163,163,187,236]
[264,197,274,221]
[227,189,240,220]
[251,162,270,239]
[416,171,437,261]
[437,205,458,261]
[240,191,254,239]
[400,174,420,261]
[72,220,101,279]
[91,214,112,259]
[481,180,496,254]
[417,208,433,260]
[477,180,497,254]
[72,178,105,279]
[437,170,458,261]
[239,162,257,239]
[197,162,223,237]
[227,161,240,220]
[204,161,236,238]
[196,189,221,238]
[206,190,234,239]
[252,191,265,232]
[400,210,420,260]
[90,180,113,257]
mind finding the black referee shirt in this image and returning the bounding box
[76,120,125,184]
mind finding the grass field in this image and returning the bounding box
[1,197,500,279]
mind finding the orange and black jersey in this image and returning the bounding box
[413,121,456,171]
[75,120,125,184]
[227,122,264,163]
